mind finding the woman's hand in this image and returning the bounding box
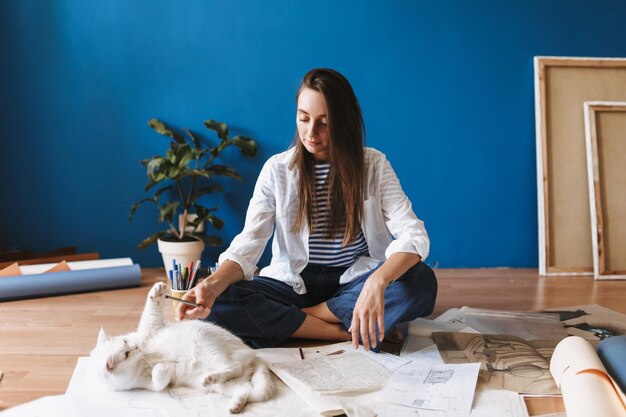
[349,276,387,351]
[175,278,220,320]
[175,260,244,321]
[348,253,422,350]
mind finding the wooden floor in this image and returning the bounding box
[1,267,625,414]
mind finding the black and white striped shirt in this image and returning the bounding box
[308,163,369,267]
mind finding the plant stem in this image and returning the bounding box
[180,209,188,239]
[174,180,187,237]
[168,224,180,239]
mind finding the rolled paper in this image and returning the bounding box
[550,336,626,417]
[597,336,626,395]
[0,264,141,301]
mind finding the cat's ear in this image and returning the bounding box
[97,327,110,346]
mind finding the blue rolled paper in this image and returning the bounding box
[0,264,141,301]
[597,335,626,394]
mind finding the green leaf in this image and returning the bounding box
[206,165,242,180]
[204,119,229,140]
[148,119,185,144]
[183,170,205,181]
[195,234,224,247]
[193,204,217,217]
[148,119,173,137]
[165,146,178,163]
[175,145,194,170]
[159,201,179,224]
[190,185,223,203]
[190,206,221,228]
[140,157,157,167]
[144,181,159,192]
[184,128,201,148]
[129,198,158,222]
[206,214,225,230]
[191,147,209,160]
[137,231,167,249]
[146,157,169,183]
[229,135,258,157]
[154,186,173,199]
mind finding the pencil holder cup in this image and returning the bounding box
[169,289,187,314]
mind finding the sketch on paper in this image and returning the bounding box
[424,369,454,384]
[383,362,480,416]
[432,332,560,395]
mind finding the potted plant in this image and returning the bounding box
[129,118,257,272]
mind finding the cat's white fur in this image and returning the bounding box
[89,282,274,413]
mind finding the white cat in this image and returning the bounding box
[89,282,274,413]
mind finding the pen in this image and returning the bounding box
[165,294,204,308]
[188,260,201,290]
[299,347,305,360]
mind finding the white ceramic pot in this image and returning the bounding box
[157,238,205,275]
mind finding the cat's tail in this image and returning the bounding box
[248,358,275,403]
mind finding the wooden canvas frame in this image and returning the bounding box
[534,56,626,276]
[584,101,626,280]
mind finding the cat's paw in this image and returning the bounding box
[202,373,218,386]
[202,370,230,386]
[149,282,167,302]
[227,395,248,414]
[151,363,171,391]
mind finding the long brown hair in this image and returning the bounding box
[290,68,366,246]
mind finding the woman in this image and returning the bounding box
[177,68,437,351]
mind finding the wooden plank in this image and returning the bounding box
[584,101,626,280]
[534,56,626,275]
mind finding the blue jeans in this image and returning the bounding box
[204,262,437,349]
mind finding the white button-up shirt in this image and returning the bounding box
[218,147,429,294]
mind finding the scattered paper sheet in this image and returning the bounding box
[336,397,378,417]
[435,307,567,341]
[0,394,168,417]
[373,404,445,417]
[403,344,445,365]
[258,342,386,416]
[272,350,391,394]
[401,335,436,357]
[373,390,528,417]
[358,349,412,372]
[469,390,529,417]
[20,258,134,275]
[383,362,480,415]
[406,317,469,337]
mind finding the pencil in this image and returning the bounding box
[165,294,203,308]
[299,347,305,360]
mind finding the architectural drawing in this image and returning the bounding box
[424,369,454,384]
[432,332,560,395]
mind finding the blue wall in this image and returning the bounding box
[2,1,626,268]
